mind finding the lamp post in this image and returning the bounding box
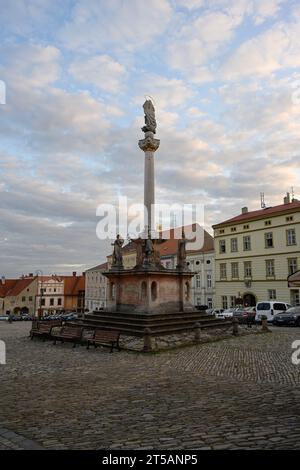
[35,270,43,320]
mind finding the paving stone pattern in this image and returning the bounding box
[0,322,299,450]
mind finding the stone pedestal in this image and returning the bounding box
[104,267,194,314]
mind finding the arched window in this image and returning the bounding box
[141,281,147,300]
[151,282,157,301]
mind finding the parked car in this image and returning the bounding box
[20,313,32,321]
[233,307,256,324]
[255,301,291,323]
[222,309,236,318]
[273,306,300,327]
[0,315,8,321]
[62,313,78,321]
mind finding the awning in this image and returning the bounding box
[288,270,300,287]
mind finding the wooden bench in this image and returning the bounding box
[52,326,83,347]
[86,329,120,353]
[30,320,62,341]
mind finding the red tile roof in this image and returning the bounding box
[0,277,36,297]
[213,200,300,228]
[63,275,85,295]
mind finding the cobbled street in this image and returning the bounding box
[0,322,300,450]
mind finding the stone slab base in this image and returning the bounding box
[118,325,264,352]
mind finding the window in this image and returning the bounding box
[288,258,298,275]
[29,296,33,302]
[231,227,237,232]
[219,240,226,253]
[230,296,236,308]
[265,232,273,248]
[244,261,252,278]
[286,216,294,222]
[207,273,212,289]
[231,262,239,279]
[287,229,296,246]
[41,299,45,306]
[22,296,26,302]
[268,289,276,300]
[207,298,213,309]
[196,275,201,288]
[57,298,62,306]
[243,236,251,251]
[291,290,299,306]
[50,298,54,306]
[243,224,249,229]
[219,229,225,234]
[220,263,227,279]
[196,297,201,306]
[266,259,275,277]
[222,296,228,309]
[231,238,238,252]
[54,288,56,293]
[265,220,272,226]
[196,261,200,265]
[206,260,211,265]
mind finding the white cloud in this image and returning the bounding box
[0,44,61,88]
[167,11,243,73]
[69,55,126,93]
[174,0,205,10]
[59,0,172,52]
[222,19,300,78]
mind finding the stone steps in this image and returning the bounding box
[81,310,232,337]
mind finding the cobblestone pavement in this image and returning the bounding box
[0,322,299,450]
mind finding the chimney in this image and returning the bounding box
[72,271,77,277]
[241,207,248,214]
[284,192,291,204]
[1,276,5,285]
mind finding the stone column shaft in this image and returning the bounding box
[139,131,160,234]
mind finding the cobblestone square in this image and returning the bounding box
[0,322,299,450]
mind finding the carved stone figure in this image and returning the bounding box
[177,230,187,270]
[112,234,124,267]
[142,99,157,134]
[134,237,144,267]
[145,236,154,259]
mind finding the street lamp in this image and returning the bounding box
[35,270,43,320]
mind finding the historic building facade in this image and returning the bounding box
[213,194,300,309]
[85,263,108,311]
[0,275,38,316]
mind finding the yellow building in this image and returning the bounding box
[213,194,300,309]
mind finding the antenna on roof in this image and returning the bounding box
[291,187,295,201]
[260,192,266,209]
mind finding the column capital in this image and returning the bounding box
[139,134,160,153]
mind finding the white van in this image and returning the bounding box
[255,301,291,323]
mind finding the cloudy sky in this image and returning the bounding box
[1,0,300,277]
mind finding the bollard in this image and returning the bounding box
[232,317,239,336]
[194,322,201,342]
[261,316,270,332]
[143,327,152,352]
